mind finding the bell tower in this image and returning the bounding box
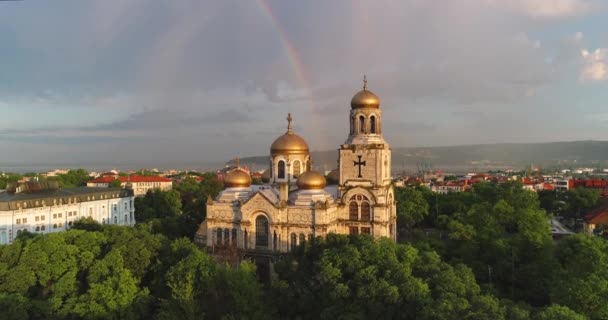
[338,76,396,240]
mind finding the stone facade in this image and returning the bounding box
[197,79,397,253]
[0,186,135,245]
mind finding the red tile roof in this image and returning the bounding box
[585,201,608,224]
[89,175,172,183]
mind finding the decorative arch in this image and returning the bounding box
[361,202,371,221]
[278,160,286,179]
[255,215,269,248]
[342,187,377,205]
[359,115,365,133]
[290,233,297,252]
[370,115,376,133]
[349,202,359,220]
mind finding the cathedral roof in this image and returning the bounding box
[270,113,310,156]
[351,75,380,109]
[297,170,326,190]
[224,164,252,188]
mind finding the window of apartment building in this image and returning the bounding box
[22,218,27,223]
[361,227,371,235]
[53,214,57,219]
[53,224,57,229]
[58,213,62,218]
[124,203,128,210]
[41,226,45,231]
[16,218,21,224]
[349,226,359,235]
[41,215,45,221]
[113,204,117,211]
[35,216,39,222]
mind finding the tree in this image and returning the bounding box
[550,234,608,319]
[109,178,123,188]
[536,305,586,320]
[395,187,430,228]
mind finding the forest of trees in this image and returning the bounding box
[0,177,607,319]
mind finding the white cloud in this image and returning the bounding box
[484,0,590,18]
[580,48,608,81]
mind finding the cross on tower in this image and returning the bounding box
[353,155,366,178]
[286,113,293,133]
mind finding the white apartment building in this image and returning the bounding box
[0,183,135,245]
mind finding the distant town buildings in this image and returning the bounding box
[87,175,172,196]
[0,181,134,245]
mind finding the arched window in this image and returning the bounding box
[232,228,237,243]
[41,226,45,231]
[293,160,301,178]
[124,214,127,223]
[370,116,376,133]
[255,216,269,248]
[35,226,40,232]
[361,202,371,221]
[244,230,248,249]
[290,233,297,252]
[278,160,286,179]
[216,228,222,245]
[349,202,359,220]
[359,115,365,133]
[273,231,278,251]
[350,115,355,134]
[53,224,58,229]
[299,233,306,246]
[224,228,230,244]
[113,216,117,224]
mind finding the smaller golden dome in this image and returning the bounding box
[270,113,310,156]
[297,170,326,190]
[351,75,380,109]
[224,168,251,188]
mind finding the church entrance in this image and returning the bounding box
[255,215,269,248]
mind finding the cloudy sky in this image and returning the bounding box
[1,0,607,166]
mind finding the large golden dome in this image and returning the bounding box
[224,168,252,188]
[297,170,326,190]
[270,113,310,156]
[351,75,380,109]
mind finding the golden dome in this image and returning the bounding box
[224,168,251,188]
[297,170,326,190]
[351,75,380,109]
[270,113,310,156]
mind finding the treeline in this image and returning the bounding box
[395,181,607,319]
[0,169,91,189]
[134,173,223,239]
[0,222,594,319]
[1,176,606,319]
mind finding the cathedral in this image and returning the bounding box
[196,77,396,253]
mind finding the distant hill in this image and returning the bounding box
[231,141,608,173]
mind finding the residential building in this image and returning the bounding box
[87,175,172,196]
[0,181,134,245]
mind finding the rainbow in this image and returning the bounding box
[256,0,334,154]
[256,0,315,97]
